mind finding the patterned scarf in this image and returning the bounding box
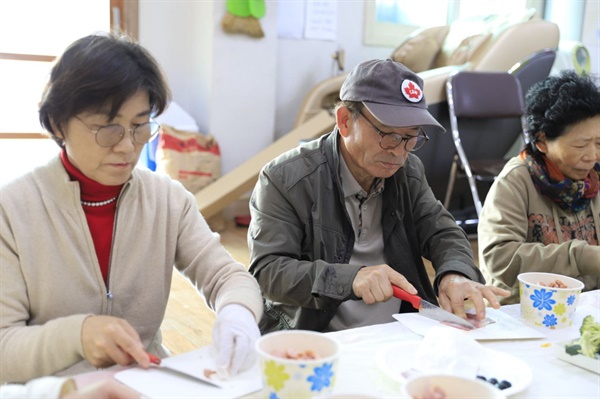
[520,149,600,212]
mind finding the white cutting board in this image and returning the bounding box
[115,346,262,398]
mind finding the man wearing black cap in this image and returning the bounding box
[248,59,509,333]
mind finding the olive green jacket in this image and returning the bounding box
[249,131,483,333]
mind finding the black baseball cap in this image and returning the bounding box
[340,59,445,133]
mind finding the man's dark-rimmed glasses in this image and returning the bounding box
[358,110,429,152]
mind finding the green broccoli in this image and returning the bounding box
[567,315,600,359]
[578,315,600,358]
[580,315,599,335]
[565,343,581,356]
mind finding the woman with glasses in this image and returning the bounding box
[478,70,600,304]
[248,59,508,334]
[0,33,262,384]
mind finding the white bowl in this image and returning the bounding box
[403,374,506,399]
[255,330,341,399]
[517,272,584,329]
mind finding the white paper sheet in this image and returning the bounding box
[393,307,546,340]
[115,346,262,398]
[158,347,224,387]
[304,0,338,41]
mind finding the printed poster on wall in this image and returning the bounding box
[304,0,338,41]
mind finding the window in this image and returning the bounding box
[0,0,109,135]
[363,0,545,47]
[364,0,449,47]
[0,0,137,184]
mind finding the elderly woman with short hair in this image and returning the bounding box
[478,70,600,304]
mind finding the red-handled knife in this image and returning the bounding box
[147,352,162,365]
[392,285,476,331]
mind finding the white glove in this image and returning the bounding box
[212,303,260,377]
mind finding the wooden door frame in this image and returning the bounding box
[110,0,139,40]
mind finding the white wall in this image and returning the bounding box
[139,1,211,128]
[275,1,390,138]
[138,0,391,174]
[139,1,272,175]
[210,4,278,172]
[139,1,277,173]
[545,0,599,76]
[138,0,596,175]
[545,0,585,41]
[581,0,600,75]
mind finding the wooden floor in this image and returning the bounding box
[160,219,478,355]
[161,219,250,355]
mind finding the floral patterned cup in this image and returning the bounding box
[255,330,340,399]
[517,272,584,329]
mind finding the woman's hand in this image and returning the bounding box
[81,316,150,369]
[212,304,260,377]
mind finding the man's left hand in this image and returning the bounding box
[437,274,510,320]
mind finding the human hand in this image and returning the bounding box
[437,273,510,320]
[212,303,260,377]
[61,379,141,399]
[352,264,417,305]
[81,315,150,369]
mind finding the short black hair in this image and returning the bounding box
[39,32,171,146]
[525,70,600,151]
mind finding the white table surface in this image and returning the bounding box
[322,290,600,398]
[75,290,600,398]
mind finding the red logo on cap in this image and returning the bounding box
[401,80,423,103]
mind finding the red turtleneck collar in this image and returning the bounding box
[60,149,123,202]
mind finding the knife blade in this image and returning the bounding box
[146,352,223,388]
[391,285,477,331]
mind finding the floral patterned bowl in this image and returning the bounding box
[255,330,340,399]
[517,272,584,329]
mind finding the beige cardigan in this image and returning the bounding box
[478,157,600,304]
[0,156,262,383]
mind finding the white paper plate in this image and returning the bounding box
[376,341,532,397]
[556,340,600,374]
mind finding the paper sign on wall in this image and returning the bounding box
[304,0,338,41]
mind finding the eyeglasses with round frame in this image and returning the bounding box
[358,110,429,152]
[74,116,160,148]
